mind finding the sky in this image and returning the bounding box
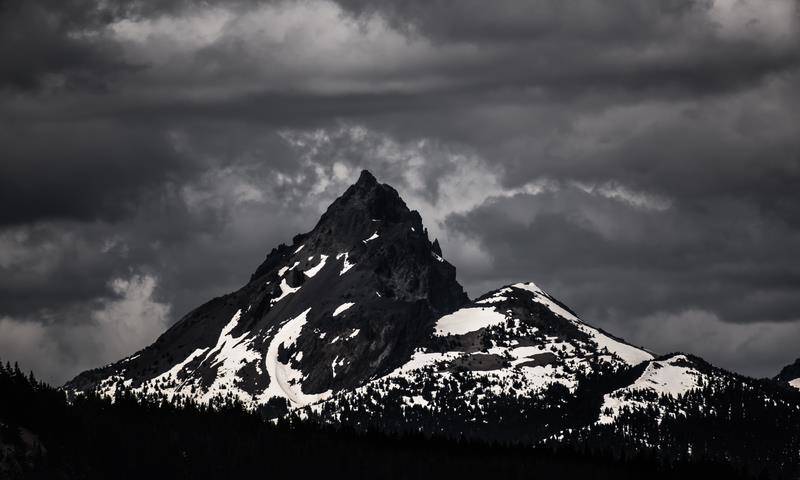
[1,0,799,384]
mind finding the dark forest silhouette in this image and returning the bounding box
[0,359,780,480]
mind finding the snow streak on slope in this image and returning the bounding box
[332,302,354,317]
[260,308,332,406]
[272,279,300,304]
[336,252,355,275]
[151,347,209,385]
[304,255,328,278]
[199,309,263,403]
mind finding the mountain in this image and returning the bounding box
[776,358,800,390]
[66,170,467,414]
[299,287,800,475]
[65,171,800,477]
[303,282,655,442]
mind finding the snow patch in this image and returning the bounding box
[387,350,462,378]
[121,353,141,363]
[278,261,300,277]
[332,302,354,317]
[475,288,512,304]
[272,278,300,304]
[363,231,379,243]
[331,356,346,378]
[304,254,328,278]
[434,307,508,336]
[336,252,355,275]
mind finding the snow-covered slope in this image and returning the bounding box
[597,354,707,425]
[304,282,653,429]
[407,281,653,392]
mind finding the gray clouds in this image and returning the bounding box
[0,0,798,382]
[0,274,171,384]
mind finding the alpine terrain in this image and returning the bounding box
[65,171,800,477]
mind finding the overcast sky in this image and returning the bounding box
[1,0,799,384]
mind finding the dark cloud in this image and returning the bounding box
[0,120,191,225]
[445,188,800,323]
[0,0,798,382]
[0,0,138,92]
[334,0,800,94]
[336,0,697,42]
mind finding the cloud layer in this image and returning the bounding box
[1,0,798,382]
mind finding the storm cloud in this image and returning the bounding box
[0,0,798,383]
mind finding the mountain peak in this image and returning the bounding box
[355,169,378,187]
[318,170,417,229]
[66,170,469,408]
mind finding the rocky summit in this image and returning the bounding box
[65,171,800,476]
[66,170,468,414]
